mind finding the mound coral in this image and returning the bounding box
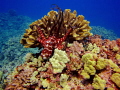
[20,6,92,59]
[92,75,106,90]
[50,49,70,73]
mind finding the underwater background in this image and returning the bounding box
[1,0,120,36]
[0,0,120,89]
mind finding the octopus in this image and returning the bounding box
[37,26,72,59]
[36,5,73,59]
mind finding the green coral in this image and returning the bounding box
[50,49,70,73]
[92,75,106,90]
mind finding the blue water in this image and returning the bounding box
[0,0,120,36]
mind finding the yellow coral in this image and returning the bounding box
[38,62,50,71]
[24,53,34,62]
[112,46,119,51]
[86,43,100,53]
[41,78,50,88]
[80,70,90,79]
[92,75,106,90]
[115,54,120,60]
[110,73,120,87]
[50,49,70,73]
[26,66,39,84]
[107,87,115,90]
[107,59,119,69]
[84,64,96,75]
[113,68,120,73]
[82,53,96,75]
[96,58,107,70]
[63,84,71,90]
[60,74,69,87]
[86,43,93,51]
[81,53,93,63]
[30,75,38,85]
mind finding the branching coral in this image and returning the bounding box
[20,6,92,59]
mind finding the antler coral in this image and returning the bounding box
[20,7,92,59]
[20,9,92,48]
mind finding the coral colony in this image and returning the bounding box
[4,6,120,90]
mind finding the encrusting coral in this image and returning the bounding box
[4,6,120,90]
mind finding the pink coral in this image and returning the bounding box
[116,38,120,46]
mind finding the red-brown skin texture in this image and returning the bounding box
[37,26,72,59]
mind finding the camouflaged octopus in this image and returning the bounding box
[20,5,92,59]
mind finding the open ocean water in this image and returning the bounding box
[0,0,120,33]
[0,0,120,35]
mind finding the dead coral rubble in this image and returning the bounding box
[5,35,120,90]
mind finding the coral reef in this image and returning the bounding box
[0,36,39,83]
[0,11,36,89]
[4,35,120,90]
[91,26,119,40]
[2,7,120,90]
[0,11,33,47]
[20,8,92,59]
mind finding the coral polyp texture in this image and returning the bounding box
[20,8,92,59]
[5,35,120,90]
